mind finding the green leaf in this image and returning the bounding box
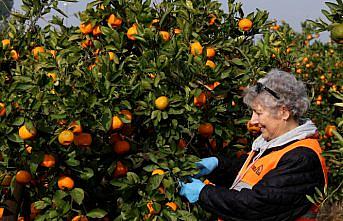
[65,158,80,167]
[126,172,140,184]
[306,195,316,204]
[34,200,49,210]
[101,26,113,36]
[110,180,129,190]
[231,58,245,66]
[151,110,160,119]
[53,190,68,200]
[101,107,112,132]
[86,208,108,218]
[321,10,332,21]
[12,117,25,126]
[50,114,67,120]
[70,188,85,205]
[47,210,59,219]
[162,111,168,120]
[325,2,338,11]
[177,210,197,220]
[68,34,81,41]
[147,152,159,164]
[15,84,35,90]
[146,174,164,192]
[8,133,23,143]
[52,7,68,17]
[80,168,94,180]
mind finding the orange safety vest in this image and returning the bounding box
[238,138,327,187]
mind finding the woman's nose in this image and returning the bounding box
[250,112,259,125]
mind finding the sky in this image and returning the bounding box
[12,0,332,41]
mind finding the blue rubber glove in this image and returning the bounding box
[179,178,206,203]
[195,157,219,178]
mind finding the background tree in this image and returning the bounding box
[0,0,14,31]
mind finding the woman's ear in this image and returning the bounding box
[280,106,291,121]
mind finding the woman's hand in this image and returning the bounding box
[195,157,219,178]
[179,178,206,203]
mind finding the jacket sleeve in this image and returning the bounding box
[199,147,325,221]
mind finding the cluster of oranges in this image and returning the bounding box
[1,38,57,62]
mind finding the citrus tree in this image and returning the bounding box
[0,0,271,220]
[1,0,342,220]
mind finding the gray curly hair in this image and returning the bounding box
[243,69,310,120]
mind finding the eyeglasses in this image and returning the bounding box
[255,82,280,99]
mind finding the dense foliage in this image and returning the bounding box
[0,0,341,220]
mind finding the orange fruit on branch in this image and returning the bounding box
[151,169,165,175]
[110,133,123,144]
[158,186,165,194]
[92,25,102,36]
[198,123,214,138]
[194,92,206,107]
[32,46,44,60]
[58,176,74,190]
[127,24,138,40]
[71,215,88,221]
[113,140,130,155]
[190,41,203,56]
[112,116,124,130]
[238,18,253,31]
[209,14,216,25]
[10,49,19,61]
[50,49,57,58]
[177,138,187,149]
[173,28,182,34]
[113,161,128,178]
[16,170,32,184]
[107,14,123,28]
[155,96,169,110]
[108,51,116,61]
[206,47,216,59]
[74,133,92,147]
[165,202,178,211]
[325,125,337,137]
[206,60,216,69]
[205,81,220,91]
[159,31,170,41]
[2,39,10,47]
[68,121,82,134]
[209,138,217,152]
[58,130,74,146]
[19,125,37,140]
[81,39,92,48]
[47,72,57,82]
[120,110,133,122]
[80,22,93,34]
[41,154,56,168]
[147,201,160,215]
[0,102,6,117]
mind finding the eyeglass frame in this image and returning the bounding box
[255,82,280,100]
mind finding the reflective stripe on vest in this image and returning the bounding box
[239,139,328,189]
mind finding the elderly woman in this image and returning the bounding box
[179,69,327,221]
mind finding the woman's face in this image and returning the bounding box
[250,101,284,141]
